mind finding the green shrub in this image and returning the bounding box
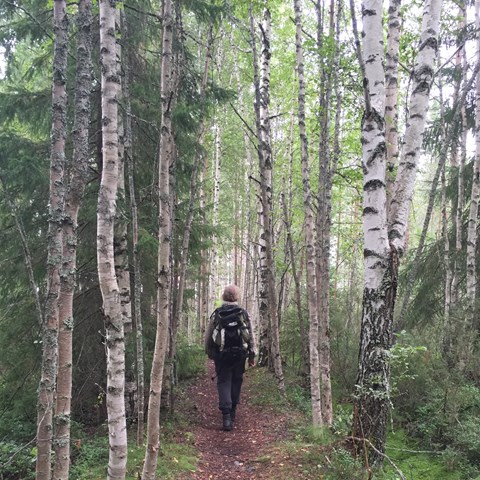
[323,447,365,480]
[0,441,35,480]
[176,343,206,381]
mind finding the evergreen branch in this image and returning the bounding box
[124,3,162,22]
[4,1,53,41]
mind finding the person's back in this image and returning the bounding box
[205,285,255,431]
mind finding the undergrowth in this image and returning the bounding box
[246,366,471,480]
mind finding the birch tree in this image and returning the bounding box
[119,6,145,445]
[53,1,92,478]
[36,1,68,478]
[465,0,480,356]
[293,0,322,426]
[142,0,175,476]
[114,8,132,334]
[97,0,127,478]
[353,0,442,463]
[256,1,284,391]
[385,0,402,208]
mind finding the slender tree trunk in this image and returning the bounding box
[122,6,145,445]
[249,3,269,367]
[451,6,467,308]
[385,0,402,209]
[441,164,453,357]
[257,2,284,391]
[114,12,132,334]
[396,65,479,331]
[36,2,68,478]
[316,0,340,427]
[465,0,480,352]
[293,0,321,424]
[199,161,209,336]
[97,1,127,478]
[142,0,174,477]
[210,120,221,303]
[53,1,92,478]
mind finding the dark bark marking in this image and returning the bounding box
[363,207,379,215]
[364,179,386,191]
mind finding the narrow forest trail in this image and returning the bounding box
[178,361,302,480]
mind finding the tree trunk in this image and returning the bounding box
[450,6,467,309]
[294,0,321,425]
[36,1,68,478]
[210,120,221,303]
[351,0,391,463]
[389,0,442,254]
[121,6,145,445]
[257,2,284,391]
[396,63,479,331]
[385,0,402,210]
[53,1,92,478]
[353,0,442,464]
[114,10,132,334]
[249,3,269,367]
[465,0,480,354]
[97,1,127,478]
[142,0,174,477]
[316,0,340,427]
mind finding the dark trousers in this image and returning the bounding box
[214,357,245,414]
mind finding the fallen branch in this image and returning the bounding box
[348,436,406,480]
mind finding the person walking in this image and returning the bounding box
[205,285,256,431]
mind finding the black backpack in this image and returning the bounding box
[212,305,249,365]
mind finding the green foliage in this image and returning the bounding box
[323,447,365,480]
[69,428,197,480]
[0,441,36,480]
[176,342,207,381]
[390,333,427,396]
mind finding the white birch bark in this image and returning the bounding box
[249,3,270,366]
[354,0,442,462]
[452,13,468,308]
[258,2,284,391]
[97,1,127,478]
[142,0,174,476]
[294,0,322,426]
[466,0,480,343]
[352,0,393,464]
[36,2,68,478]
[53,1,92,478]
[389,0,442,254]
[385,0,402,209]
[210,120,221,303]
[114,9,132,334]
[121,7,145,445]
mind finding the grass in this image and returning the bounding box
[382,429,464,480]
[69,432,198,480]
[245,366,472,480]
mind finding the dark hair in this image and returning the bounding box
[222,285,240,302]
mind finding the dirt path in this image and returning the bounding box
[178,361,292,479]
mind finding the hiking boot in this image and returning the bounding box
[222,413,232,431]
[231,406,236,422]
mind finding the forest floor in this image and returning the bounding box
[176,361,316,480]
